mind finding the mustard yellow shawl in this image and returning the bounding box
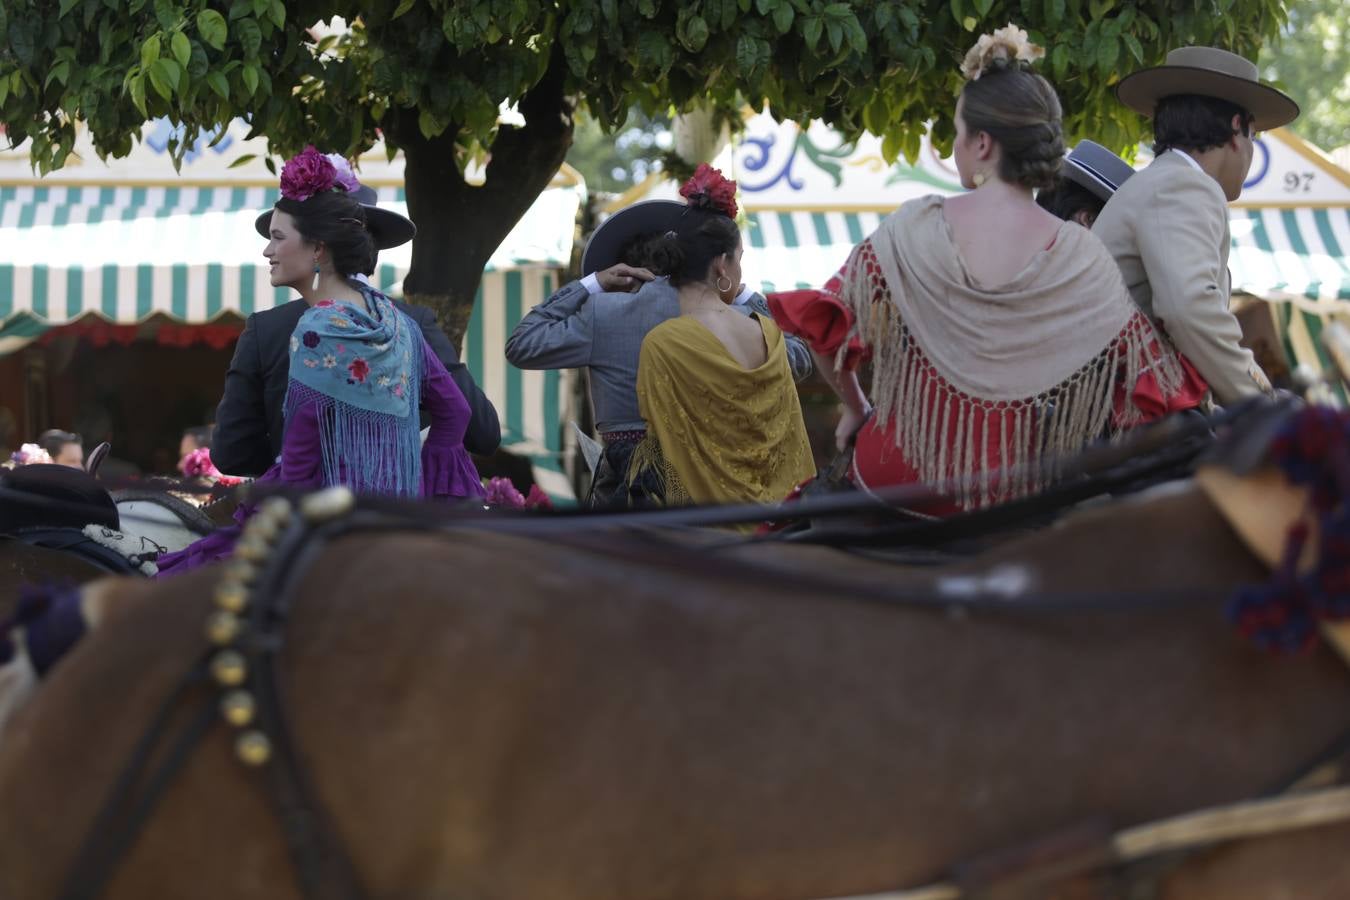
[630,314,815,506]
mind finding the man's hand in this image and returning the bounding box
[596,263,656,293]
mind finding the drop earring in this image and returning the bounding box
[311,263,321,291]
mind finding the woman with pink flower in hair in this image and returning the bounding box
[625,165,815,509]
[157,147,483,575]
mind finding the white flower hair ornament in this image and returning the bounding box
[961,24,1045,81]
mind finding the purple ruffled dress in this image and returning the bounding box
[156,338,483,577]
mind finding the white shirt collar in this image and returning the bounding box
[1168,148,1204,173]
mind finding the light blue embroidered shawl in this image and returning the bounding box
[284,283,423,497]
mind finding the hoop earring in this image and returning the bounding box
[311,263,321,291]
[716,276,732,293]
[972,171,988,188]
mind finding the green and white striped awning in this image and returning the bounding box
[738,207,1350,303]
[0,183,579,340]
[1230,207,1350,303]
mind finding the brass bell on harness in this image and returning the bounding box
[235,731,272,766]
[220,690,256,727]
[258,496,294,522]
[205,610,242,646]
[214,581,249,614]
[234,535,271,563]
[225,559,258,586]
[210,650,247,687]
[300,486,355,523]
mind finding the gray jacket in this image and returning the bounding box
[505,277,812,435]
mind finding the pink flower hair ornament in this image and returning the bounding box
[679,163,738,219]
[279,145,361,202]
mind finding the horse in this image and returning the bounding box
[3,418,1349,900]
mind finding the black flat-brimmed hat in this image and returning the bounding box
[255,184,417,251]
[1063,141,1136,201]
[581,199,684,276]
[1116,46,1299,132]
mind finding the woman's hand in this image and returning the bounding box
[835,404,871,452]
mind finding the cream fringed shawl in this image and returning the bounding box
[628,315,815,507]
[837,196,1182,507]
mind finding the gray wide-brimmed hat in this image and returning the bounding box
[1116,46,1299,132]
[580,199,684,276]
[254,184,417,251]
[1063,141,1136,201]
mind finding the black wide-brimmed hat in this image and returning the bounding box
[1063,141,1136,201]
[1116,46,1299,132]
[580,199,684,276]
[255,184,417,251]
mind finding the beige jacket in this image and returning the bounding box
[1092,151,1271,404]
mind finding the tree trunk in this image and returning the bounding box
[390,46,576,353]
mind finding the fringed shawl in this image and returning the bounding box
[628,315,815,508]
[284,284,423,497]
[834,196,1182,506]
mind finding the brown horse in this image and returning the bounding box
[2,481,1348,900]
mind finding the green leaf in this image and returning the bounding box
[802,15,823,50]
[153,57,181,92]
[236,17,262,57]
[736,33,759,75]
[1044,0,1065,26]
[241,62,259,95]
[772,2,793,33]
[140,34,161,70]
[171,30,191,67]
[129,72,148,116]
[0,76,7,107]
[147,63,171,100]
[950,0,964,27]
[680,15,709,51]
[228,0,251,21]
[197,8,228,49]
[418,108,448,138]
[1123,32,1143,64]
[268,0,285,28]
[206,70,229,99]
[152,0,176,31]
[188,40,209,77]
[392,0,417,18]
[228,153,257,169]
[251,0,268,16]
[1096,36,1118,74]
[962,15,977,30]
[59,0,81,16]
[44,60,71,89]
[827,19,843,51]
[974,0,994,14]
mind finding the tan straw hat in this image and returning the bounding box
[1115,46,1299,132]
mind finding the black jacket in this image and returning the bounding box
[212,299,501,477]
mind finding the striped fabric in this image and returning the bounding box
[739,208,1350,303]
[1230,207,1350,303]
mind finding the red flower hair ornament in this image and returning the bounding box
[679,163,738,219]
[279,145,361,202]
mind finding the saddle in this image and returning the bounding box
[0,464,119,533]
[0,464,142,575]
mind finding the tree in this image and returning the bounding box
[566,106,671,196]
[1,0,1291,347]
[1260,0,1350,153]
